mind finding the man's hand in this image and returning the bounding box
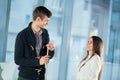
[39,55,50,65]
[46,42,55,51]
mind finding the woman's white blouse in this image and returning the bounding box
[76,54,101,80]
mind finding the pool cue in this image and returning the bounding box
[45,47,49,80]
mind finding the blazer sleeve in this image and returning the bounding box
[14,33,40,67]
[45,29,54,59]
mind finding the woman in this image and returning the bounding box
[76,36,103,80]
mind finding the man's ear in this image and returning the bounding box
[36,17,42,21]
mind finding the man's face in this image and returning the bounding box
[37,16,50,29]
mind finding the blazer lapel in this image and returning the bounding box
[26,23,37,57]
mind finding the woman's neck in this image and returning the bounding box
[88,51,93,57]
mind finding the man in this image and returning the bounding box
[14,6,54,80]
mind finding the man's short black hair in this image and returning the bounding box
[33,6,52,20]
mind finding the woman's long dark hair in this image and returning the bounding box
[92,36,103,80]
[81,36,103,80]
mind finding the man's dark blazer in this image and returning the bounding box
[14,22,54,80]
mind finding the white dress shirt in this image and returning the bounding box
[76,54,101,80]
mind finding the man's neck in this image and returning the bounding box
[31,21,41,33]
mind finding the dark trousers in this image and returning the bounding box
[18,76,29,80]
[18,76,45,80]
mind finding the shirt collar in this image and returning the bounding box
[32,28,43,35]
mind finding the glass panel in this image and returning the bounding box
[44,0,62,80]
[105,0,120,80]
[67,0,91,80]
[4,0,120,80]
[6,0,36,62]
[0,0,10,62]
